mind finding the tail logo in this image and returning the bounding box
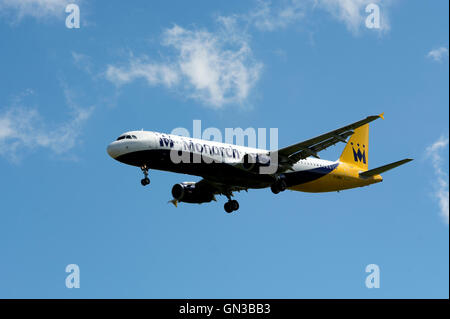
[351,143,366,164]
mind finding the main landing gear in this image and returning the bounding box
[140,165,150,186]
[224,194,239,213]
[271,176,287,194]
[224,200,239,213]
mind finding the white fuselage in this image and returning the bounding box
[106,130,338,174]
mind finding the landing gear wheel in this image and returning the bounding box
[271,178,287,194]
[224,202,233,213]
[230,200,239,211]
[224,200,239,213]
[271,184,280,194]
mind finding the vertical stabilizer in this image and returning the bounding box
[339,124,369,171]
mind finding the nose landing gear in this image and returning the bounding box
[140,165,150,186]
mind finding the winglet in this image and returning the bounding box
[379,112,384,120]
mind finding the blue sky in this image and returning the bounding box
[0,0,448,298]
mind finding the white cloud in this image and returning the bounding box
[249,0,306,31]
[426,136,449,225]
[238,0,392,34]
[105,22,262,108]
[0,0,79,21]
[427,47,449,63]
[163,24,262,107]
[105,58,179,88]
[103,1,395,108]
[0,89,93,161]
[313,0,390,34]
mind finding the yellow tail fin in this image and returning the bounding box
[339,124,369,170]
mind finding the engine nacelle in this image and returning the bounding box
[171,182,215,204]
[241,153,271,172]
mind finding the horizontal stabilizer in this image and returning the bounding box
[359,158,413,178]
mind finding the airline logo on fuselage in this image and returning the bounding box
[159,136,241,159]
[351,142,366,164]
[160,137,174,148]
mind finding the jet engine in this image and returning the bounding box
[171,182,215,204]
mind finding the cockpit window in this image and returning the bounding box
[117,134,138,141]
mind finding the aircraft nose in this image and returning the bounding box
[107,142,120,159]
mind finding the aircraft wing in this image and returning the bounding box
[196,178,248,196]
[275,113,384,166]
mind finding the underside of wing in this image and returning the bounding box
[196,178,248,196]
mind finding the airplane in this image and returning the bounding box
[106,113,413,213]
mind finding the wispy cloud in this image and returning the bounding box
[103,1,394,108]
[426,136,449,225]
[106,58,179,89]
[248,0,306,31]
[0,0,80,22]
[0,88,93,161]
[237,0,392,35]
[105,20,262,109]
[427,47,449,63]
